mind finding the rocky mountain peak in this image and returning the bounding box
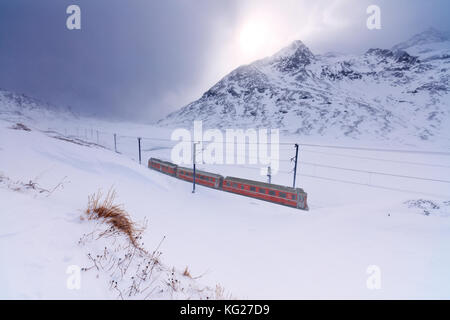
[268,40,315,72]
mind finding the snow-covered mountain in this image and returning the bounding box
[0,89,78,124]
[159,29,450,145]
[392,27,450,51]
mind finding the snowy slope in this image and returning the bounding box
[0,120,229,299]
[0,89,78,124]
[159,29,450,147]
[1,97,450,299]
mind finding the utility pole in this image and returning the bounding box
[138,137,142,164]
[267,166,272,184]
[114,134,117,153]
[192,142,197,193]
[293,143,299,188]
[96,130,99,144]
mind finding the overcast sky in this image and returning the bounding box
[0,0,449,122]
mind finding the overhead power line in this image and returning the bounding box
[299,161,450,184]
[301,149,450,168]
[92,128,450,155]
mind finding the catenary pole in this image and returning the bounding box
[192,142,197,193]
[293,143,299,188]
[138,137,142,164]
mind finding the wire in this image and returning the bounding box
[297,173,448,198]
[91,129,450,155]
[298,161,450,183]
[73,129,450,170]
[301,149,450,168]
[298,143,450,155]
[191,161,450,184]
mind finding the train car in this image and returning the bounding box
[148,158,177,176]
[148,157,309,210]
[222,176,308,210]
[176,166,223,189]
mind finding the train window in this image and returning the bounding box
[250,186,256,191]
[291,194,296,200]
[241,185,244,189]
[280,192,287,198]
[259,188,266,194]
[232,183,238,188]
[269,190,276,196]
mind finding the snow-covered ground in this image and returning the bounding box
[1,106,450,299]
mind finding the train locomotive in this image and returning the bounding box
[148,157,309,210]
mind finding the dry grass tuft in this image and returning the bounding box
[86,188,143,249]
[182,266,192,278]
[80,189,232,299]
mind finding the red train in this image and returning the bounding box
[148,158,309,210]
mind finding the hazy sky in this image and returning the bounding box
[0,0,449,122]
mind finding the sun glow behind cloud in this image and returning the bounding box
[221,0,356,68]
[203,0,359,82]
[234,10,305,65]
[238,20,269,59]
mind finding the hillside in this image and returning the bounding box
[1,96,450,298]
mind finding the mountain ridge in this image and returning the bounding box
[159,29,450,146]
